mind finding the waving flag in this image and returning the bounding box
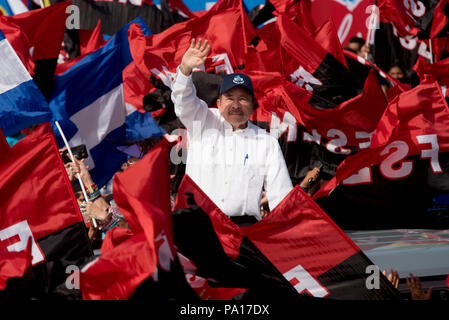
[0,233,32,291]
[277,13,362,108]
[0,0,28,16]
[0,1,70,69]
[80,139,192,300]
[249,69,387,185]
[374,0,439,74]
[132,0,256,90]
[314,79,449,230]
[49,18,165,188]
[0,123,92,297]
[173,175,401,300]
[66,0,189,36]
[0,29,51,137]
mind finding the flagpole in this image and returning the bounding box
[55,121,97,228]
[429,39,434,64]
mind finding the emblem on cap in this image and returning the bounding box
[232,75,244,84]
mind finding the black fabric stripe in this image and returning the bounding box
[317,154,449,230]
[316,251,402,300]
[29,222,93,299]
[373,23,419,77]
[308,53,362,108]
[252,121,349,185]
[69,0,188,35]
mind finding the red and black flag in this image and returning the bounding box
[80,139,197,300]
[48,0,189,36]
[0,123,93,298]
[249,68,387,185]
[314,79,449,230]
[0,1,71,98]
[276,13,362,108]
[173,175,401,300]
[131,0,256,91]
[374,0,439,77]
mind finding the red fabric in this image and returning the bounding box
[413,56,449,87]
[249,69,387,152]
[270,0,297,13]
[291,0,315,34]
[56,21,108,76]
[131,0,256,87]
[314,79,449,199]
[430,0,449,39]
[0,238,32,290]
[378,0,421,37]
[81,140,174,300]
[313,19,348,69]
[2,1,70,62]
[277,13,327,79]
[0,123,84,264]
[0,16,34,73]
[255,19,280,51]
[113,139,173,242]
[124,24,156,111]
[244,46,282,73]
[288,70,387,146]
[80,233,155,300]
[101,227,135,255]
[79,19,105,56]
[175,175,360,285]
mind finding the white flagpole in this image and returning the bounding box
[55,121,97,228]
[429,39,434,64]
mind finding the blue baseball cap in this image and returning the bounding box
[219,73,254,97]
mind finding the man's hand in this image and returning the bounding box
[180,38,211,76]
[406,273,433,300]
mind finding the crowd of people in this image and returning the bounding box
[50,37,439,301]
[2,0,448,302]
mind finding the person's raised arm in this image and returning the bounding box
[171,38,212,132]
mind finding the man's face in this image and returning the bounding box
[217,87,254,130]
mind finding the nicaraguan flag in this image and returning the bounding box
[0,29,51,136]
[0,0,28,16]
[49,18,165,188]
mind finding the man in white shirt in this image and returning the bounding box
[171,38,293,224]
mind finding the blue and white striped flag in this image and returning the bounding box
[0,29,51,137]
[49,18,165,188]
[0,0,28,16]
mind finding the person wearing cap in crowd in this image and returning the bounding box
[171,38,293,226]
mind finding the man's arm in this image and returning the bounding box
[264,137,294,211]
[171,38,212,132]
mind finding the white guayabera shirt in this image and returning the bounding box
[171,68,293,220]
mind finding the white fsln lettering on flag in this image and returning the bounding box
[0,38,32,94]
[0,220,44,265]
